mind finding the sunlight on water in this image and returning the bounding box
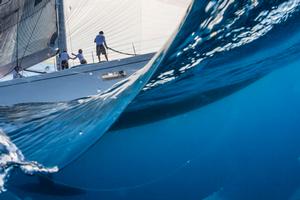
[203,188,224,200]
[126,0,300,116]
[143,0,300,91]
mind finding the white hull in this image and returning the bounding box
[0,53,154,106]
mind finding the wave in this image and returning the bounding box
[0,130,58,192]
[1,0,300,195]
[0,53,164,191]
[115,0,300,127]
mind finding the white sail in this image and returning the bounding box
[64,0,191,64]
[0,0,58,78]
[0,0,190,77]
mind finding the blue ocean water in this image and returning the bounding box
[1,0,300,199]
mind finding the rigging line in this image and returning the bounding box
[66,6,75,66]
[0,0,52,33]
[65,3,140,42]
[86,10,139,34]
[0,0,12,7]
[69,31,141,52]
[107,47,138,56]
[74,12,139,33]
[79,0,131,26]
[23,69,46,74]
[0,8,21,79]
[67,0,134,34]
[63,0,84,20]
[16,8,19,68]
[18,5,44,68]
[88,0,178,32]
[72,34,166,52]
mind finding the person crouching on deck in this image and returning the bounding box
[72,49,87,65]
[94,31,109,62]
[13,66,23,79]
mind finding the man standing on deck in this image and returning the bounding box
[94,31,109,62]
[59,50,72,70]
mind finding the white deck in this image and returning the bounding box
[0,53,154,106]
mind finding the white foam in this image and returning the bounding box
[0,130,58,193]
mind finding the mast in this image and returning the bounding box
[56,0,67,70]
[16,9,19,69]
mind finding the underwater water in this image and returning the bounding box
[1,0,300,199]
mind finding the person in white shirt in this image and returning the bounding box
[94,31,109,62]
[59,50,72,70]
[12,66,23,79]
[72,49,87,65]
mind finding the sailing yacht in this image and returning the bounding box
[0,0,189,106]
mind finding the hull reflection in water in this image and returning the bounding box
[6,56,300,200]
[1,0,300,199]
[0,50,163,193]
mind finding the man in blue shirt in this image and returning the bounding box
[94,31,109,62]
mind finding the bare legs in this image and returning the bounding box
[104,53,109,61]
[97,54,108,62]
[96,45,109,62]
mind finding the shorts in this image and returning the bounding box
[80,59,87,65]
[61,60,69,70]
[96,44,107,56]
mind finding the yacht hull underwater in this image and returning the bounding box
[1,0,300,199]
[6,57,300,200]
[0,53,154,106]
